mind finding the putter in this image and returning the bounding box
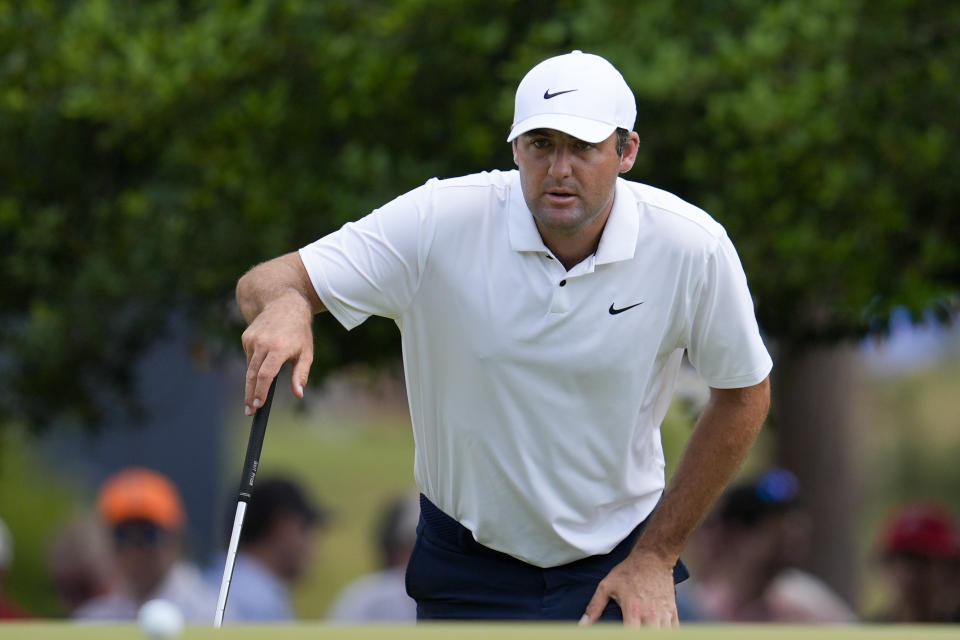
[214,377,278,628]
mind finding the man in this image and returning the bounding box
[206,476,324,622]
[327,492,419,622]
[874,501,960,622]
[678,469,856,622]
[237,51,771,626]
[47,515,121,616]
[76,467,216,622]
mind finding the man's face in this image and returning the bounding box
[112,520,179,601]
[513,128,638,237]
[271,513,317,583]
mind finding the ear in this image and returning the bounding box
[618,131,640,174]
[512,140,519,167]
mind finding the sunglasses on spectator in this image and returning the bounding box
[112,519,169,548]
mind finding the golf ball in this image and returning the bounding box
[137,598,184,639]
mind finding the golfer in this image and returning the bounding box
[237,51,772,626]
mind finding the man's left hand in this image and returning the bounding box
[579,549,679,628]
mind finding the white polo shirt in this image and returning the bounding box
[299,169,772,567]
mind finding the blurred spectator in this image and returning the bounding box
[206,476,325,622]
[679,469,856,623]
[47,514,120,616]
[874,501,960,623]
[327,493,419,622]
[75,467,216,622]
[0,516,31,619]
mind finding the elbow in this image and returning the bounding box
[235,268,259,324]
[235,269,252,305]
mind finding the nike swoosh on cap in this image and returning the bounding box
[543,89,577,99]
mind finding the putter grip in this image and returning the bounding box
[238,377,277,502]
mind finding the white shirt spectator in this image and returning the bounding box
[75,562,215,622]
[205,552,295,622]
[327,567,416,623]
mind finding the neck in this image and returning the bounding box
[537,202,613,270]
[542,233,601,270]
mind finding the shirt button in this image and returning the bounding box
[559,280,567,287]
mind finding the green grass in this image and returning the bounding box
[2,622,959,639]
[859,359,960,508]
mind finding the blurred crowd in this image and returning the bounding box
[0,466,418,625]
[676,469,960,624]
[1,465,958,624]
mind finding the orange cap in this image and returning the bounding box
[96,467,185,531]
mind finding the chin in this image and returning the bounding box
[535,211,589,233]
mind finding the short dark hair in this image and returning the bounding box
[719,469,800,528]
[615,127,630,157]
[511,127,632,155]
[228,477,326,546]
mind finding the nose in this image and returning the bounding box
[548,146,572,179]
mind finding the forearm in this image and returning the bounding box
[236,251,325,323]
[634,377,771,565]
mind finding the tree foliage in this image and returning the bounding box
[1,0,957,431]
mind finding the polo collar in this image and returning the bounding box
[508,173,639,265]
[595,178,639,265]
[508,173,548,253]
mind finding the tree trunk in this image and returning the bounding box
[771,343,861,610]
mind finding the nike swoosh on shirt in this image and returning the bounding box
[609,302,644,315]
[543,89,577,99]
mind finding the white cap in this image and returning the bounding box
[507,50,636,144]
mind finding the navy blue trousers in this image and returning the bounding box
[405,495,689,621]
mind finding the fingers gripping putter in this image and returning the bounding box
[214,378,278,628]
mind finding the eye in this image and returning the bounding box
[573,140,594,151]
[531,138,551,149]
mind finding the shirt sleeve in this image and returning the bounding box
[298,180,436,329]
[685,231,773,388]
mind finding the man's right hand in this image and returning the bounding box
[240,290,315,415]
